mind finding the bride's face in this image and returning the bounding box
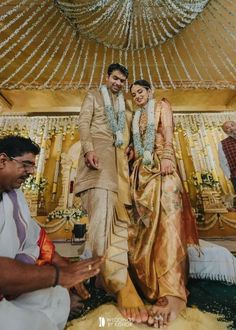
[131,84,151,107]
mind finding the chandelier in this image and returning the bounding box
[55,0,210,50]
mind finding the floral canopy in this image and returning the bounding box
[0,0,235,90]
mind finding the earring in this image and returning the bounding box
[148,90,153,100]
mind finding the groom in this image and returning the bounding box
[75,63,148,323]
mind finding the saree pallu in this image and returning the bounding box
[129,153,188,302]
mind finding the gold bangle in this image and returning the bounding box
[161,156,174,161]
[163,147,174,152]
[162,152,174,158]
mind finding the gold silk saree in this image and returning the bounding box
[129,100,198,302]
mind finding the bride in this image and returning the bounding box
[129,79,198,328]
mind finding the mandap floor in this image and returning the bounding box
[54,239,236,330]
[66,278,236,330]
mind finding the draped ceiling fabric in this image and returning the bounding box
[0,0,235,91]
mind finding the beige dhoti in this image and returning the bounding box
[80,188,129,293]
[76,89,137,298]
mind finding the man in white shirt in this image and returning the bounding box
[0,135,103,330]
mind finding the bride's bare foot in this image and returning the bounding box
[148,296,186,328]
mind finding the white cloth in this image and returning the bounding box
[188,239,236,284]
[0,189,70,329]
[0,286,70,330]
[0,189,40,262]
[218,142,231,179]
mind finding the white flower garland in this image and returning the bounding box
[133,99,155,165]
[51,133,63,199]
[35,123,48,184]
[100,85,126,147]
[55,0,209,50]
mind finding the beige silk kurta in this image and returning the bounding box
[75,88,133,292]
[75,89,132,206]
[129,100,190,302]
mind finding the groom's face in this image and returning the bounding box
[106,70,126,94]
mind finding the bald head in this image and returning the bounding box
[222,121,236,137]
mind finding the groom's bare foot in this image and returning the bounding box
[117,275,149,324]
[119,306,149,324]
[148,296,186,328]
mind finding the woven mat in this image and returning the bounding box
[67,279,235,329]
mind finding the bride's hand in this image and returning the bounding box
[161,159,174,175]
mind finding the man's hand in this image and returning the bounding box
[52,252,70,267]
[59,256,104,288]
[84,151,99,169]
[125,146,134,161]
[0,256,103,297]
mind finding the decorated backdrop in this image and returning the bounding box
[0,111,235,238]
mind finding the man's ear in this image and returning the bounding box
[0,153,8,169]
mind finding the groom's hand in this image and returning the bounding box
[84,151,99,169]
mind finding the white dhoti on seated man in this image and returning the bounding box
[0,190,70,330]
[0,135,104,330]
[0,287,69,330]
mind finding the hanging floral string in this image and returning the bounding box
[69,38,85,85]
[0,2,48,55]
[51,133,63,201]
[35,123,48,185]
